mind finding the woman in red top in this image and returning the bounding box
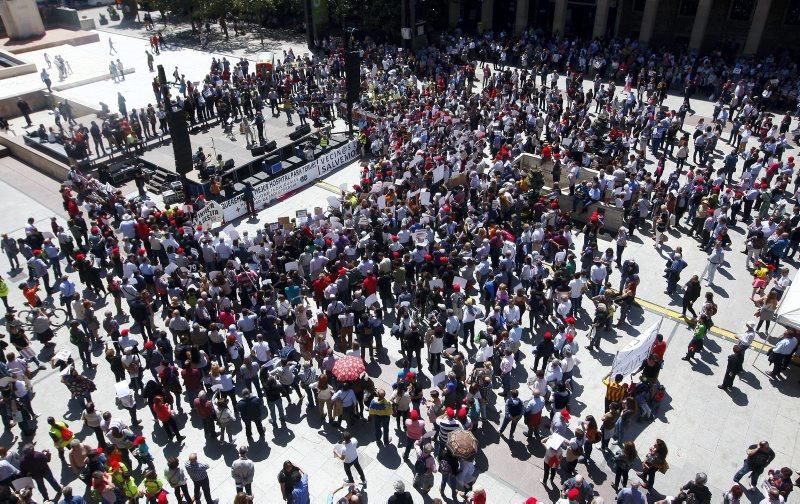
[151,396,185,443]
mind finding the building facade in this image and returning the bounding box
[447,0,800,55]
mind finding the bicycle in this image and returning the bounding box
[17,306,69,330]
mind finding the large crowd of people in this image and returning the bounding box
[0,23,800,504]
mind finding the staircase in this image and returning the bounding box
[145,164,178,193]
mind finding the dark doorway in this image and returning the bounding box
[459,0,482,32]
[495,0,517,32]
[531,0,555,31]
[566,2,595,39]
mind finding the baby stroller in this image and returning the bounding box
[628,378,666,421]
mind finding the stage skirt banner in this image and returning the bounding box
[609,318,663,377]
[220,140,358,222]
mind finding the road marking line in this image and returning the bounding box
[635,297,773,352]
[315,180,341,194]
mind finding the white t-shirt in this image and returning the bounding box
[568,278,586,298]
[335,440,359,463]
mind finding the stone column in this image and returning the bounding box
[0,0,45,40]
[515,0,530,34]
[552,0,568,36]
[638,0,659,44]
[448,0,460,28]
[480,0,494,33]
[743,0,772,55]
[688,0,713,51]
[593,0,611,38]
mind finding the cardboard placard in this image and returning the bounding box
[377,195,386,209]
[223,224,240,241]
[546,433,567,451]
[296,209,308,219]
[429,279,444,289]
[284,261,299,272]
[433,166,445,183]
[365,293,380,307]
[278,216,292,228]
[420,190,431,206]
[453,277,468,290]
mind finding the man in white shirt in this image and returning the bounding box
[568,273,586,315]
[251,334,271,364]
[333,432,365,484]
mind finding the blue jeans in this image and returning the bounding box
[734,459,765,487]
[501,372,512,395]
[614,415,626,441]
[266,399,285,423]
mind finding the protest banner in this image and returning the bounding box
[610,318,663,377]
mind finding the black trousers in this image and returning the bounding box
[344,458,366,482]
[193,478,213,504]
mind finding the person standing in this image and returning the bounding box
[163,457,192,504]
[231,446,255,495]
[636,439,668,490]
[40,68,52,93]
[1,234,20,270]
[16,98,32,127]
[0,275,10,312]
[719,345,745,391]
[184,453,216,504]
[368,388,392,445]
[733,441,775,489]
[19,443,62,502]
[602,372,627,412]
[145,50,154,72]
[498,389,524,440]
[615,480,646,504]
[243,182,256,219]
[333,431,366,485]
[680,472,712,504]
[236,388,265,441]
[387,480,414,504]
[612,441,638,490]
[767,330,799,379]
[705,242,725,287]
[681,275,702,319]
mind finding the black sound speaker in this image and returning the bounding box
[168,110,193,175]
[250,140,278,157]
[289,124,311,140]
[345,51,360,103]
